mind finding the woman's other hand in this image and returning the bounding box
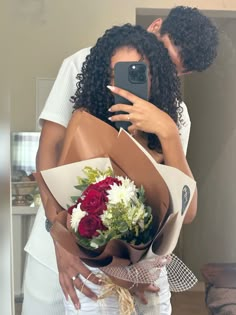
[107,275,159,304]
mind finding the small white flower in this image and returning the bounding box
[101,210,113,226]
[70,204,86,232]
[128,204,146,227]
[90,241,99,249]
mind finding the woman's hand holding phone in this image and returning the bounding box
[113,61,148,131]
[107,85,178,141]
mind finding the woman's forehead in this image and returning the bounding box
[110,47,142,68]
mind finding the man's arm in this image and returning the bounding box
[36,120,66,222]
[34,49,103,309]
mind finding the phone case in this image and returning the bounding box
[113,61,148,130]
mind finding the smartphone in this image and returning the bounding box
[113,61,148,130]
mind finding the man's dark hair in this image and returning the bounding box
[160,6,219,72]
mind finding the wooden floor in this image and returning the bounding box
[15,291,208,314]
[172,291,208,315]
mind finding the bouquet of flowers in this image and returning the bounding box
[38,111,197,314]
[68,166,153,251]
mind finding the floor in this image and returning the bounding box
[171,291,208,315]
[15,291,208,315]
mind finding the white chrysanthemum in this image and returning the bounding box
[107,181,137,206]
[70,204,86,232]
[117,177,137,192]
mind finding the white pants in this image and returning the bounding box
[63,268,171,315]
[22,206,171,315]
[22,255,65,315]
[22,255,171,315]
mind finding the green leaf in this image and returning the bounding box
[70,196,79,203]
[137,185,146,203]
[117,222,129,233]
[90,234,107,247]
[75,235,91,249]
[74,184,88,191]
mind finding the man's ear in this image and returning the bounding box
[147,18,163,37]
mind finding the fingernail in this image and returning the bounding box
[108,117,112,121]
[107,85,115,91]
[75,303,80,309]
[108,107,112,112]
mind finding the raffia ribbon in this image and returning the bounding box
[98,276,136,315]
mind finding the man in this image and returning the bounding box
[148,6,218,74]
[22,6,218,315]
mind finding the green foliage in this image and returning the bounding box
[138,185,146,203]
[70,196,80,203]
[76,166,113,187]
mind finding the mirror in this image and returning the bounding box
[10,4,236,315]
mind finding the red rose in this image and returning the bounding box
[82,183,98,196]
[78,215,105,238]
[94,177,122,192]
[80,188,107,215]
[82,177,121,197]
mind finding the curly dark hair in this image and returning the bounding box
[72,23,181,150]
[160,6,219,72]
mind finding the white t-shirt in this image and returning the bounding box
[39,47,91,128]
[39,48,191,155]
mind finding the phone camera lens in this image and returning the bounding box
[139,74,145,81]
[128,63,146,83]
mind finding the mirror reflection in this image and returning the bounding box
[11,4,236,315]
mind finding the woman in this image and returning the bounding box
[22,24,197,315]
[64,24,197,314]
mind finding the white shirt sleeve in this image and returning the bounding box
[39,47,91,128]
[177,101,191,156]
